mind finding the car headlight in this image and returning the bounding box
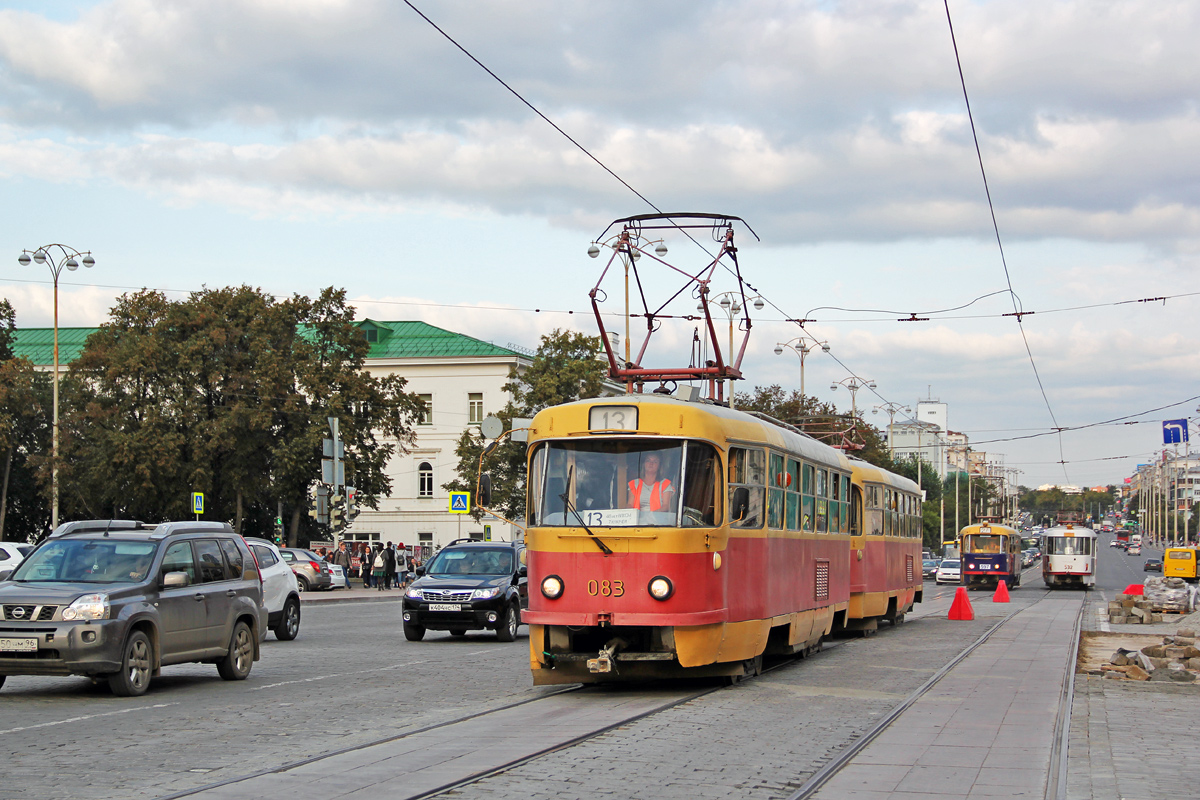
[471,587,500,600]
[647,576,674,601]
[61,593,110,621]
[541,575,564,599]
[405,587,423,600]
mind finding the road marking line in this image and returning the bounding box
[250,649,494,691]
[0,702,178,736]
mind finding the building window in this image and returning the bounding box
[418,462,434,497]
[418,532,433,560]
[468,393,484,424]
[418,394,433,425]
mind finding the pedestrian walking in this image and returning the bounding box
[361,543,374,588]
[383,541,397,590]
[332,542,352,576]
[371,544,388,591]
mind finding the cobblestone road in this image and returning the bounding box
[0,598,551,800]
[442,609,1023,800]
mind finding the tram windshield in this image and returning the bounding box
[964,534,1003,554]
[529,439,721,528]
[1045,536,1092,556]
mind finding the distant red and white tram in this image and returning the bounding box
[1041,524,1096,589]
[522,395,924,684]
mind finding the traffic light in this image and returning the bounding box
[330,494,344,528]
[347,486,358,521]
[308,485,331,526]
[273,515,284,543]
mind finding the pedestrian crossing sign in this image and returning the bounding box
[449,492,470,513]
[192,492,204,515]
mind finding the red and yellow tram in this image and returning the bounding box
[522,394,924,684]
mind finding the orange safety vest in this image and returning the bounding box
[628,479,672,511]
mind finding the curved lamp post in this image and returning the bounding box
[774,337,829,398]
[872,401,911,456]
[18,244,95,530]
[829,375,875,420]
[698,291,764,409]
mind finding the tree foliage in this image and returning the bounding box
[0,298,52,542]
[56,286,422,543]
[445,329,608,524]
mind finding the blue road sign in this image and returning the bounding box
[1163,419,1189,445]
[192,492,205,515]
[449,492,471,513]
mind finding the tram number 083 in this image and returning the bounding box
[587,579,625,597]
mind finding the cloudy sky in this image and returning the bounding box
[1,0,1197,488]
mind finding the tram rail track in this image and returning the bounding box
[163,580,1079,800]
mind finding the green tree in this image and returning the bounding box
[0,299,52,542]
[445,329,607,524]
[57,286,422,543]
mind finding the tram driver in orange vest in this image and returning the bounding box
[627,452,676,512]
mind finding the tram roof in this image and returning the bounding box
[532,393,852,470]
[1041,525,1097,537]
[848,457,921,495]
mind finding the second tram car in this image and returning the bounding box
[960,523,1023,589]
[1041,524,1096,589]
[521,394,924,684]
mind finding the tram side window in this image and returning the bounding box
[802,464,815,532]
[815,469,828,532]
[829,472,841,533]
[866,484,883,536]
[882,489,891,536]
[729,447,765,528]
[680,442,722,528]
[767,452,786,530]
[842,476,852,533]
[786,458,801,531]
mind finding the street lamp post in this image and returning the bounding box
[699,291,764,408]
[829,376,876,421]
[871,401,911,456]
[18,244,95,530]
[774,337,829,398]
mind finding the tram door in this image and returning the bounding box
[849,484,868,593]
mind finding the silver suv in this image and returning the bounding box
[0,520,265,696]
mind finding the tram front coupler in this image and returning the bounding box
[587,638,628,674]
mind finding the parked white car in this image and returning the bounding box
[329,562,350,589]
[245,538,302,640]
[0,542,32,578]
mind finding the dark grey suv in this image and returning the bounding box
[0,520,265,696]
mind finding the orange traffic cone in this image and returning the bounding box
[948,586,974,620]
[993,579,1011,603]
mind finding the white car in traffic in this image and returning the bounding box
[245,538,302,640]
[935,559,962,585]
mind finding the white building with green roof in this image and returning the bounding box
[11,320,530,555]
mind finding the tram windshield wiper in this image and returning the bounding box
[561,466,613,555]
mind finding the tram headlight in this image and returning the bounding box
[647,576,674,601]
[541,575,564,599]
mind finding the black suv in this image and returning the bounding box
[402,539,527,641]
[0,520,265,696]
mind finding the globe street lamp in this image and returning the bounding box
[871,401,911,456]
[18,244,95,530]
[774,337,829,398]
[829,376,875,420]
[698,291,764,408]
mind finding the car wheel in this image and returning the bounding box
[449,629,467,637]
[216,621,254,681]
[273,596,301,641]
[108,630,153,697]
[495,602,519,642]
[296,575,310,592]
[403,621,426,641]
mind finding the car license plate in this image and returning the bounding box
[0,637,37,652]
[429,603,461,612]
[980,564,991,569]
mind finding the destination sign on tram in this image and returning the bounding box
[589,406,638,431]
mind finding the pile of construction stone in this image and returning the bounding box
[1108,593,1165,625]
[1142,576,1198,613]
[1101,628,1200,683]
